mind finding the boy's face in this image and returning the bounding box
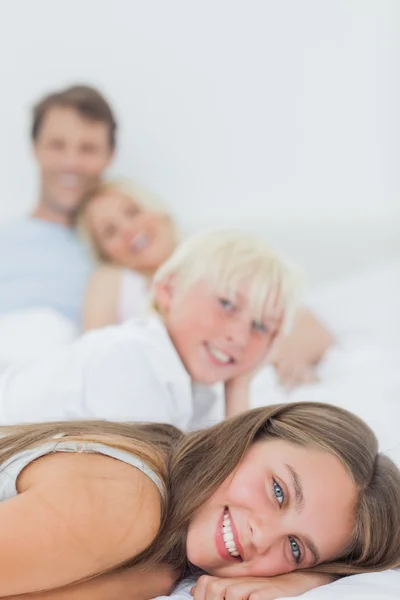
[155,280,284,384]
[33,106,113,218]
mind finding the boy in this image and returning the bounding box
[0,230,299,430]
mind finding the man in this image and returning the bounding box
[0,84,116,328]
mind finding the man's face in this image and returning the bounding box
[33,106,113,218]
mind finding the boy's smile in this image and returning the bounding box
[155,280,283,384]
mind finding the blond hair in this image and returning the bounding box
[76,179,178,262]
[152,228,302,330]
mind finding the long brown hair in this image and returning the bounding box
[1,402,399,586]
[146,402,400,577]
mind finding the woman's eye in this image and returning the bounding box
[273,480,284,506]
[289,536,302,564]
[252,320,269,333]
[218,298,235,311]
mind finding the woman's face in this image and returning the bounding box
[84,192,176,272]
[186,439,356,577]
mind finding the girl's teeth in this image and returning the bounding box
[222,510,239,557]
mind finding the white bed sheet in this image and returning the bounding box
[0,309,78,373]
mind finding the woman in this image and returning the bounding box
[77,180,335,390]
[77,180,178,331]
[0,402,399,599]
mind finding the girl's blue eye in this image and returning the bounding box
[289,536,302,563]
[273,480,284,506]
[252,320,269,333]
[218,298,235,311]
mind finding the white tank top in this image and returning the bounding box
[0,438,163,502]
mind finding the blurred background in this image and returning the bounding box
[0,0,398,283]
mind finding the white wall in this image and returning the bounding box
[0,0,398,280]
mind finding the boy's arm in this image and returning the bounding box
[224,373,252,418]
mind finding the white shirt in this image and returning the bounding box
[0,317,220,431]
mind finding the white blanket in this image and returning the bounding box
[0,309,78,373]
[251,342,400,467]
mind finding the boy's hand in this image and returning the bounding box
[190,572,335,600]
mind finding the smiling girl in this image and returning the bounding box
[0,402,398,599]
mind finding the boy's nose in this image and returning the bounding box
[226,319,251,347]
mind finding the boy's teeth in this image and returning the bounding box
[223,509,239,557]
[209,346,231,364]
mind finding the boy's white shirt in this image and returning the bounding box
[0,317,222,430]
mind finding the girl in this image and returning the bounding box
[0,402,399,599]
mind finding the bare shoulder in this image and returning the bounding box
[0,451,162,596]
[19,450,162,535]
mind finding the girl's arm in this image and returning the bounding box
[0,451,161,597]
[191,572,336,600]
[83,265,121,331]
[11,565,177,600]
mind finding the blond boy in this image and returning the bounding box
[0,230,299,429]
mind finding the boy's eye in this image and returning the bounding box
[124,205,140,218]
[252,320,269,333]
[218,298,235,311]
[289,536,302,564]
[273,479,284,506]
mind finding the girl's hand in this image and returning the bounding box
[190,572,335,600]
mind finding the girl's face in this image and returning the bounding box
[85,192,176,273]
[186,439,356,577]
